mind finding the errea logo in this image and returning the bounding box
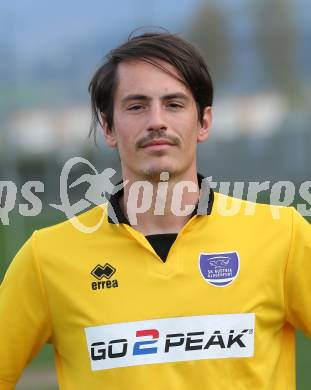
[91,264,119,290]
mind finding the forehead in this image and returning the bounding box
[114,60,191,99]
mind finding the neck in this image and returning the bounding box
[121,169,199,235]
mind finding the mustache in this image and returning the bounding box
[136,130,180,150]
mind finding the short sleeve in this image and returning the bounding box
[285,208,311,336]
[0,233,52,388]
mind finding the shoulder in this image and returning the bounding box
[212,191,294,227]
[32,204,110,248]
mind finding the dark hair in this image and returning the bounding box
[89,32,213,137]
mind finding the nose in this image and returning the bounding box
[146,103,167,132]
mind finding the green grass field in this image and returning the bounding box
[1,205,311,389]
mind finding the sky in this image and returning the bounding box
[0,0,202,63]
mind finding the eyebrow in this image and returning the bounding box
[121,92,190,105]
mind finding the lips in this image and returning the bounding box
[141,139,175,148]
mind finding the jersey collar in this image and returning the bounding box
[107,173,214,225]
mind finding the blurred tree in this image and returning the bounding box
[252,0,300,96]
[187,3,234,86]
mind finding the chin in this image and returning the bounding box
[139,165,178,182]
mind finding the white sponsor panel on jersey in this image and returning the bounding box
[85,313,255,371]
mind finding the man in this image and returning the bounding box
[1,32,311,390]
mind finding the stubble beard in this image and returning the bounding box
[139,163,175,182]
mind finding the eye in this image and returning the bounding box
[128,104,144,111]
[167,102,183,109]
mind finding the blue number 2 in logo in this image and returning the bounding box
[199,251,240,287]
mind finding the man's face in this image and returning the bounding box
[103,59,211,181]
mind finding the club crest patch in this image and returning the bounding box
[199,251,240,287]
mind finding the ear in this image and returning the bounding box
[197,106,212,143]
[101,113,118,148]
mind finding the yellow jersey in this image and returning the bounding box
[1,192,311,389]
